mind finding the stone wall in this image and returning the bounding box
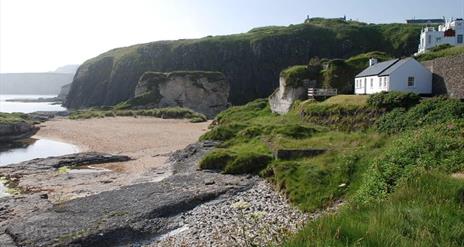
[422,54,464,99]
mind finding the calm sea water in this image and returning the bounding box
[0,94,78,168]
[0,94,66,113]
[0,138,79,166]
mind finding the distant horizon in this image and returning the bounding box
[1,0,463,73]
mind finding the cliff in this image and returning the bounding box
[57,84,71,101]
[65,19,421,108]
[129,71,229,118]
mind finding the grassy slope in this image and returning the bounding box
[416,45,464,61]
[199,94,464,246]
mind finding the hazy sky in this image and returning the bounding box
[1,0,463,73]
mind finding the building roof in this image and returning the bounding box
[379,58,414,76]
[355,59,399,78]
[356,58,417,78]
[406,19,445,24]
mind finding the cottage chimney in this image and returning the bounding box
[369,58,378,67]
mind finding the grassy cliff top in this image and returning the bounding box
[280,65,310,87]
[416,45,464,61]
[0,113,32,125]
[86,19,421,66]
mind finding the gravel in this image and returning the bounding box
[155,180,308,247]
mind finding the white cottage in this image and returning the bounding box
[354,58,432,95]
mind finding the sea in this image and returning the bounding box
[0,94,79,166]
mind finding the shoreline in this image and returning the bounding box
[15,116,211,202]
[0,142,309,246]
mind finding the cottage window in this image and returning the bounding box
[378,78,382,87]
[383,77,387,87]
[458,35,463,44]
[407,77,415,87]
[370,78,373,88]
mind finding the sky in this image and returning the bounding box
[0,0,463,73]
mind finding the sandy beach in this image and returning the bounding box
[27,117,210,202]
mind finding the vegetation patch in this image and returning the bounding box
[367,91,421,110]
[0,112,33,125]
[280,65,311,87]
[416,45,464,61]
[199,92,464,246]
[375,97,464,134]
[300,101,384,131]
[68,107,207,123]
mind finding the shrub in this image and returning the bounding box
[356,122,464,203]
[367,91,420,110]
[376,97,464,133]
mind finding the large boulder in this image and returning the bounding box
[132,71,230,118]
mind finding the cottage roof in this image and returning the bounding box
[355,59,399,78]
[379,58,413,76]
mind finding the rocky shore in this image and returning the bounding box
[156,180,308,247]
[0,141,309,247]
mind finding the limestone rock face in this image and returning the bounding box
[57,83,71,102]
[269,76,310,114]
[133,71,230,118]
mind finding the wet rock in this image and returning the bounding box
[2,142,257,247]
[0,122,39,143]
[0,152,131,177]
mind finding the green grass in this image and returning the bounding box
[0,112,33,125]
[299,101,384,131]
[280,65,311,87]
[375,97,464,134]
[68,107,207,123]
[284,171,464,247]
[416,45,464,61]
[319,95,369,107]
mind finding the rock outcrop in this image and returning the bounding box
[0,152,131,177]
[269,76,312,114]
[64,20,421,109]
[57,83,71,102]
[132,71,230,118]
[1,142,258,247]
[0,123,39,143]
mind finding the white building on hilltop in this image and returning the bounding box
[354,58,432,95]
[416,18,464,54]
